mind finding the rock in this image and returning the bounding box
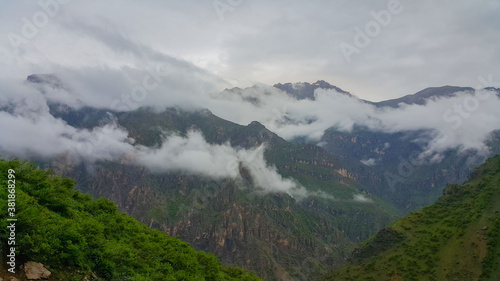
[6,277,19,281]
[24,261,51,280]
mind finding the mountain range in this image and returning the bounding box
[0,74,499,280]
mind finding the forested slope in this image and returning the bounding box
[0,158,260,281]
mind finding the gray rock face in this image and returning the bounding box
[24,262,51,280]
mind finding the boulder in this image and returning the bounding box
[24,262,51,280]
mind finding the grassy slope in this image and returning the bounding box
[0,158,261,281]
[326,155,500,281]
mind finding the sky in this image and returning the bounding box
[1,0,499,101]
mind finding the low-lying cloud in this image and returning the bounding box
[0,80,320,200]
[208,86,500,161]
[360,158,376,166]
[2,67,500,191]
[136,134,318,200]
[353,194,373,203]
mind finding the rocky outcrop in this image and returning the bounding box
[24,262,51,280]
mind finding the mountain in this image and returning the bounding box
[325,155,500,281]
[274,81,499,108]
[272,82,482,109]
[273,80,352,100]
[373,85,475,108]
[0,158,261,281]
[44,105,397,281]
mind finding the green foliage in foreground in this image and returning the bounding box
[326,155,500,281]
[0,158,261,281]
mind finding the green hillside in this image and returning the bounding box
[326,155,500,281]
[0,158,261,281]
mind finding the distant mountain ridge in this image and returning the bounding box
[27,74,498,108]
[273,80,352,100]
[373,85,475,108]
[274,80,499,107]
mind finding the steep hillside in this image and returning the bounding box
[0,158,260,281]
[326,155,500,281]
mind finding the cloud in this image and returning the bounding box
[353,194,373,203]
[0,79,136,161]
[5,64,500,169]
[0,79,327,200]
[135,130,240,178]
[209,86,500,161]
[0,111,134,162]
[360,158,376,166]
[136,130,327,200]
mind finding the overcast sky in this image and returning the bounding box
[1,0,499,101]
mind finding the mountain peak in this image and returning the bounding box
[26,73,65,89]
[273,80,351,100]
[248,120,266,128]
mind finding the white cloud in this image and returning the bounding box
[136,130,327,200]
[210,86,500,161]
[0,80,328,200]
[4,66,499,169]
[135,130,240,178]
[360,158,376,166]
[353,194,373,203]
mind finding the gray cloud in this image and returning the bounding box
[1,0,499,100]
